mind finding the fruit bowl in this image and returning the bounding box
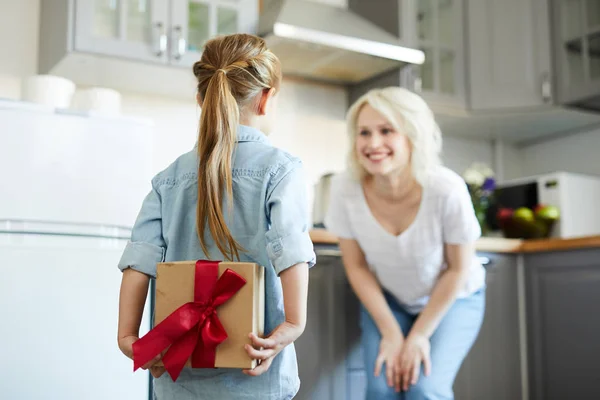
[496,205,559,239]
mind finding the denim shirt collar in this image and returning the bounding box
[193,125,269,148]
[236,125,270,144]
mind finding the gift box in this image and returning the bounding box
[132,260,265,381]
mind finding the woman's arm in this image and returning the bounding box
[409,242,474,339]
[397,241,475,390]
[340,238,406,390]
[340,238,403,340]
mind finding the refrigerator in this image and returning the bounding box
[0,99,154,399]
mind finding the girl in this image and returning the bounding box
[325,87,485,400]
[116,34,315,400]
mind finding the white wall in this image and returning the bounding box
[518,127,600,177]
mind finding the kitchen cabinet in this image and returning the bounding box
[453,253,524,400]
[525,249,600,400]
[551,0,600,110]
[348,0,467,114]
[349,0,600,144]
[170,0,258,68]
[73,0,170,64]
[467,0,554,111]
[39,0,258,97]
[295,250,352,400]
[411,0,467,112]
[467,0,600,113]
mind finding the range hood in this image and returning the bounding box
[258,0,425,84]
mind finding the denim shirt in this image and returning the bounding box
[118,125,316,400]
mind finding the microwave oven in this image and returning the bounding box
[492,172,600,238]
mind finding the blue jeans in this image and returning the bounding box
[360,290,485,400]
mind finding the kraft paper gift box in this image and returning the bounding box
[132,260,265,380]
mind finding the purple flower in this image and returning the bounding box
[482,177,496,192]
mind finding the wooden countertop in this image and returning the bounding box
[309,229,600,254]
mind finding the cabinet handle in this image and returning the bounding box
[171,26,187,60]
[153,22,167,57]
[541,72,552,103]
[410,65,422,93]
[478,256,492,267]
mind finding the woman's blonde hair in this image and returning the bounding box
[193,34,281,261]
[346,87,442,185]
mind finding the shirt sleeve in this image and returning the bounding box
[323,174,354,239]
[265,159,316,275]
[118,180,166,277]
[442,181,482,244]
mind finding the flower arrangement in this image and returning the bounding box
[462,163,496,234]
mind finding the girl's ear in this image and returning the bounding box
[257,88,277,116]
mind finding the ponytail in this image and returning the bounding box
[197,69,242,261]
[193,33,282,261]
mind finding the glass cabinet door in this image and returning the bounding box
[75,0,170,63]
[412,0,465,108]
[555,0,600,103]
[170,0,258,68]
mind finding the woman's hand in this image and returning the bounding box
[374,334,404,392]
[118,335,165,378]
[243,321,303,376]
[398,333,431,391]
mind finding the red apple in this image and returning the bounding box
[496,208,514,228]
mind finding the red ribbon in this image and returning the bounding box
[132,260,247,381]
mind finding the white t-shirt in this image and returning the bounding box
[324,166,486,314]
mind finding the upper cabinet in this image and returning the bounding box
[169,0,258,67]
[349,0,600,144]
[551,0,600,110]
[38,0,258,98]
[348,0,467,114]
[413,0,466,113]
[467,0,554,111]
[73,0,171,64]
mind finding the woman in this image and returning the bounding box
[325,87,485,400]
[117,34,315,399]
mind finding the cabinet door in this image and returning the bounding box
[170,0,258,68]
[467,0,554,110]
[453,254,523,400]
[295,253,350,400]
[74,0,170,63]
[525,250,600,400]
[552,0,600,106]
[407,0,467,112]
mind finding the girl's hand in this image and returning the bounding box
[118,335,165,378]
[398,333,431,391]
[374,334,404,392]
[243,321,303,377]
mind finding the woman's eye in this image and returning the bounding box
[381,128,393,135]
[359,130,369,136]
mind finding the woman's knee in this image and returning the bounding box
[365,371,398,400]
[404,375,453,400]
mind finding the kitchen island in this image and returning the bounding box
[294,229,600,400]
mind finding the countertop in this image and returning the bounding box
[309,229,600,254]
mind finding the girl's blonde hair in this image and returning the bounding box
[346,87,442,185]
[193,34,281,261]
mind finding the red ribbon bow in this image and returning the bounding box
[132,260,246,381]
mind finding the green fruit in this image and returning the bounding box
[513,207,535,222]
[535,205,560,221]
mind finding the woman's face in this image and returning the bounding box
[355,104,411,177]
